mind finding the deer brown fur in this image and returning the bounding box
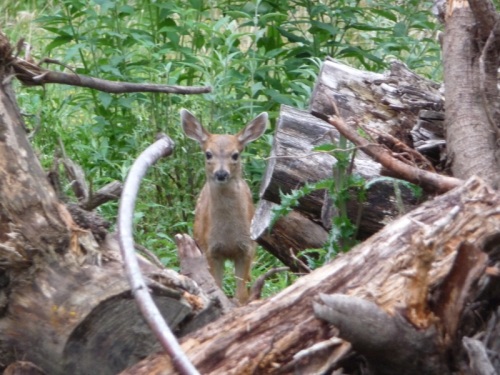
[180,109,267,304]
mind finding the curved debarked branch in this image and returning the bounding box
[118,134,200,375]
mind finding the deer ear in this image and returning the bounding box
[237,112,268,146]
[180,109,210,144]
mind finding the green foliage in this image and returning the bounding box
[1,0,441,294]
[272,136,365,265]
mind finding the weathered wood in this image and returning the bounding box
[410,110,447,170]
[3,361,46,375]
[254,59,451,263]
[310,58,443,135]
[443,0,500,188]
[311,58,448,171]
[0,63,70,263]
[176,233,235,315]
[82,180,123,210]
[122,177,500,374]
[258,105,420,239]
[0,233,216,375]
[251,200,327,273]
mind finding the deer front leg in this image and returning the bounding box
[206,253,224,288]
[234,253,253,304]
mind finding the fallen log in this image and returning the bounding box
[251,199,327,273]
[254,58,451,266]
[123,176,500,374]
[258,105,420,239]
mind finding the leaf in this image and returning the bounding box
[310,21,339,36]
[276,27,309,44]
[393,22,407,37]
[45,35,73,52]
[98,92,113,109]
[263,89,295,106]
[369,8,398,22]
[350,23,390,32]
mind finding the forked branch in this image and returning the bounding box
[326,115,462,193]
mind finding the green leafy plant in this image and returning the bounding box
[272,135,365,265]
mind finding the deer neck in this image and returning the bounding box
[207,178,245,208]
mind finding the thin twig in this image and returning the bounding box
[289,247,312,274]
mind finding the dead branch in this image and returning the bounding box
[117,135,199,375]
[248,267,289,302]
[326,115,462,193]
[373,130,435,172]
[0,33,211,95]
[29,69,212,95]
[82,180,123,210]
[176,233,234,314]
[16,60,211,94]
[463,337,497,375]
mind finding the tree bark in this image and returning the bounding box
[443,0,500,187]
[251,199,327,273]
[123,177,500,375]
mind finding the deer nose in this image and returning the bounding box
[214,170,229,182]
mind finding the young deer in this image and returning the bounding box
[180,109,267,304]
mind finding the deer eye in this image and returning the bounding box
[231,152,239,161]
[205,151,213,160]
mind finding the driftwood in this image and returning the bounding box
[124,176,500,374]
